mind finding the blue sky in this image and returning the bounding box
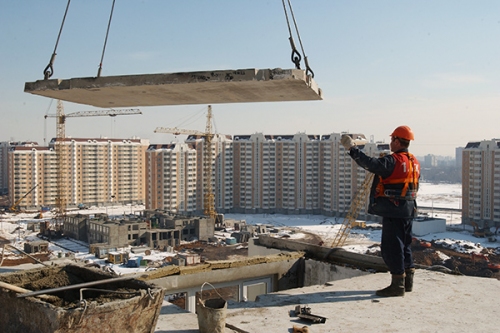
[1,0,499,157]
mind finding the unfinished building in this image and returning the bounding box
[143,210,214,242]
[62,211,213,249]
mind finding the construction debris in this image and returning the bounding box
[293,305,327,324]
[292,325,310,333]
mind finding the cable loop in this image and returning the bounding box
[304,56,314,78]
[289,37,302,69]
[281,0,314,76]
[43,0,71,80]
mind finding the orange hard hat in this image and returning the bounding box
[391,125,415,141]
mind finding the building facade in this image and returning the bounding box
[462,139,500,228]
[8,137,148,209]
[232,133,323,214]
[1,141,38,195]
[145,132,391,218]
[146,134,233,215]
[185,134,234,214]
[145,142,198,213]
[8,146,55,209]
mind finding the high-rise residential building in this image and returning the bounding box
[0,141,38,195]
[7,145,52,209]
[8,137,148,209]
[145,132,389,218]
[455,147,464,169]
[462,139,500,228]
[145,142,198,213]
[145,134,233,215]
[424,154,438,168]
[232,133,322,214]
[185,134,233,214]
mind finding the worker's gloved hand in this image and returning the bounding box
[340,134,356,150]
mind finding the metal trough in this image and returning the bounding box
[0,264,165,333]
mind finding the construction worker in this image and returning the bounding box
[340,125,420,297]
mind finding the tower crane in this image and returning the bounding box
[154,105,217,223]
[46,100,142,219]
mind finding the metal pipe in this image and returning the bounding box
[6,244,49,266]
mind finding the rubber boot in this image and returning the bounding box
[405,268,415,292]
[375,274,405,297]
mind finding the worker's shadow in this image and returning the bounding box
[228,289,378,310]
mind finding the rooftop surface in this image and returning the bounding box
[156,269,499,333]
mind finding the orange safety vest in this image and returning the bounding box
[375,152,420,200]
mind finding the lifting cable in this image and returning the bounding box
[97,0,116,78]
[43,0,72,80]
[281,0,314,78]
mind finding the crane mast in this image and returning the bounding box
[154,105,217,222]
[55,100,66,220]
[203,106,216,220]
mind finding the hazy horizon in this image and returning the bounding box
[2,1,500,157]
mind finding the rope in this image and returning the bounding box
[281,0,301,69]
[43,0,72,80]
[199,282,225,303]
[97,0,116,78]
[282,0,314,77]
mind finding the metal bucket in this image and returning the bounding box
[196,282,227,333]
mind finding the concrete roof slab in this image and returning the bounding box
[155,270,500,332]
[24,68,322,108]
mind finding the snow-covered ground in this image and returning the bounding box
[417,182,462,209]
[225,182,498,255]
[0,204,168,274]
[1,181,498,274]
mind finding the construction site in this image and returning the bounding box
[2,1,500,333]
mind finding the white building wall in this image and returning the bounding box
[462,139,500,227]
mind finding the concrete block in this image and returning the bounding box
[412,217,447,236]
[24,68,322,107]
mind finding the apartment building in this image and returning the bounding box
[232,133,321,214]
[462,139,500,228]
[146,134,233,215]
[145,142,198,213]
[0,141,38,195]
[185,134,233,213]
[146,132,391,217]
[8,137,148,209]
[8,146,55,209]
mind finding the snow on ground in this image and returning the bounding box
[1,182,498,271]
[417,182,462,209]
[227,182,497,255]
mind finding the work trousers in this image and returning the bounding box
[380,217,414,275]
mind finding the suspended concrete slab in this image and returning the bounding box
[24,68,322,108]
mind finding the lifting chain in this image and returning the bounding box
[43,0,71,80]
[281,0,314,78]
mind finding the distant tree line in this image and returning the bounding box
[420,166,461,184]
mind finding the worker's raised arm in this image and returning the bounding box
[348,147,394,179]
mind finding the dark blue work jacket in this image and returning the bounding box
[348,147,420,219]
